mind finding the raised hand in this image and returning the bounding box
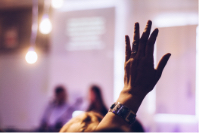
[96,20,171,132]
[118,20,171,113]
[124,20,171,96]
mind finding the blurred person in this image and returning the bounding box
[60,111,144,132]
[87,85,108,116]
[38,85,75,132]
[60,111,103,132]
[59,20,171,132]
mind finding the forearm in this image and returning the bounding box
[117,88,146,113]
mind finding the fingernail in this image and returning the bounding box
[167,53,171,58]
[125,35,129,40]
[147,20,152,24]
[155,28,159,32]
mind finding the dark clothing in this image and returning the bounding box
[87,104,108,116]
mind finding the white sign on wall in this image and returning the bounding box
[66,17,106,50]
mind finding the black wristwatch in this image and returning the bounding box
[109,102,136,125]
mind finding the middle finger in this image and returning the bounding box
[137,20,152,57]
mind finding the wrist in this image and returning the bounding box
[116,89,145,113]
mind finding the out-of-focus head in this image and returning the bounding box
[59,111,144,132]
[60,111,103,132]
[89,85,102,103]
[59,111,129,132]
[54,85,67,104]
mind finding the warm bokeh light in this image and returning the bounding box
[25,50,38,64]
[39,17,52,34]
[51,0,64,9]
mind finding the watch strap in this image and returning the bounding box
[109,102,136,125]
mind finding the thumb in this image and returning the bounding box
[155,53,171,80]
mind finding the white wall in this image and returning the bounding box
[0,53,49,129]
[49,6,115,108]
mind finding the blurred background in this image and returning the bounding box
[0,0,198,132]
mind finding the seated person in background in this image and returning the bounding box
[39,85,75,132]
[60,20,171,132]
[87,85,108,116]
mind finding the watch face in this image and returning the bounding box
[118,106,128,118]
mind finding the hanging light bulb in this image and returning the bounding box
[25,48,38,64]
[51,0,64,9]
[39,14,52,34]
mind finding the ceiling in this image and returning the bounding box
[0,0,44,9]
[0,0,197,11]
